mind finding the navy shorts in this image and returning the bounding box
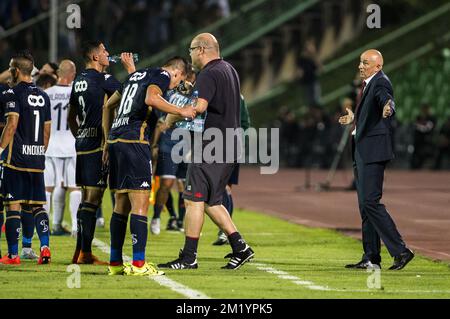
[155,151,187,180]
[108,142,152,193]
[1,166,46,205]
[183,162,236,206]
[76,151,106,189]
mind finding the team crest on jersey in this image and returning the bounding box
[129,71,146,81]
[6,101,15,108]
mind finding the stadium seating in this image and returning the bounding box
[392,52,450,126]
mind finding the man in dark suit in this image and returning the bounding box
[339,49,414,270]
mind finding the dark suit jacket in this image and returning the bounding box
[355,70,395,164]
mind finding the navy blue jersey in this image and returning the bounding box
[0,83,9,125]
[70,69,121,153]
[0,82,51,171]
[108,68,170,143]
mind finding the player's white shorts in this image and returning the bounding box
[44,157,77,188]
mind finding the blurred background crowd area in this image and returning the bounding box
[0,0,449,170]
[0,0,233,64]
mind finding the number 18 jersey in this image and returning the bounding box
[45,84,76,157]
[108,68,170,144]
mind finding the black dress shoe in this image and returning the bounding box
[345,260,381,269]
[389,249,414,270]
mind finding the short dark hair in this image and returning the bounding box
[36,73,57,89]
[11,50,34,75]
[81,40,103,63]
[46,62,59,74]
[162,56,189,75]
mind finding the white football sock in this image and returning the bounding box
[69,190,82,232]
[52,187,66,227]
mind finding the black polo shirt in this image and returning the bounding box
[194,58,241,162]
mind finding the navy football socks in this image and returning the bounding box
[33,208,50,248]
[5,211,21,256]
[21,209,34,248]
[79,202,98,253]
[130,214,147,267]
[110,212,128,265]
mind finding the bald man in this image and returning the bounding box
[44,59,81,238]
[159,33,254,270]
[339,49,414,270]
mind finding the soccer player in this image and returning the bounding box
[150,68,197,234]
[0,51,52,265]
[44,60,81,237]
[102,56,196,276]
[68,42,135,264]
[0,82,9,257]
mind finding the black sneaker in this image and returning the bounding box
[166,218,179,231]
[158,250,198,269]
[222,245,255,270]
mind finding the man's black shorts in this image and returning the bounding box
[183,162,236,206]
[76,150,106,189]
[1,166,46,205]
[108,142,152,193]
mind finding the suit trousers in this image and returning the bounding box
[353,146,407,261]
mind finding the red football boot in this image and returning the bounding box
[37,246,51,265]
[0,254,21,265]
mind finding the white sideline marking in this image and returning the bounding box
[252,263,332,291]
[92,238,210,299]
[251,262,450,294]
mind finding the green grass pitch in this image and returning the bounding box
[1,190,449,299]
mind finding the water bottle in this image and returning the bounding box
[191,90,198,107]
[108,53,139,63]
[186,90,198,122]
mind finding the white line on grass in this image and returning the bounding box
[92,238,210,299]
[251,262,450,295]
[252,263,332,291]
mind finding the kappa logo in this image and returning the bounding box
[140,181,150,188]
[6,193,13,199]
[97,179,106,186]
[161,70,170,78]
[104,74,112,80]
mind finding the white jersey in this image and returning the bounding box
[45,84,76,157]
